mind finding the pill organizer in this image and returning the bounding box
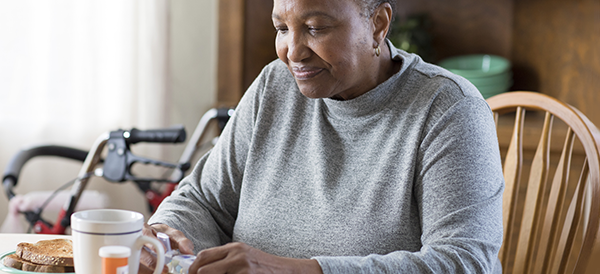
[167,254,197,274]
[155,232,197,274]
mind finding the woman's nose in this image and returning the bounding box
[286,32,311,62]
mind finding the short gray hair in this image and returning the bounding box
[354,0,396,17]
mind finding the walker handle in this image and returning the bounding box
[126,125,186,144]
[2,145,88,199]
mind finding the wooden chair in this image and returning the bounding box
[486,91,600,274]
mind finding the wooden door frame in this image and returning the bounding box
[217,0,245,107]
[217,0,277,107]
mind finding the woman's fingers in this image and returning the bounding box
[140,223,193,273]
[175,237,195,254]
[138,258,157,274]
[149,223,194,254]
[190,242,272,273]
[189,244,229,272]
[140,244,172,274]
[188,243,323,274]
[155,224,195,254]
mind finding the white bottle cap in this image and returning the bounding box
[99,246,131,258]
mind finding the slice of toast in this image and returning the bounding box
[3,253,24,270]
[16,239,74,267]
[22,260,74,273]
[4,253,74,273]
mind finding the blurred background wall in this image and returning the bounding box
[0,0,218,230]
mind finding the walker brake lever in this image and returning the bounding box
[102,129,190,183]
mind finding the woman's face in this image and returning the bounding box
[272,0,379,100]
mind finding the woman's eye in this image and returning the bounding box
[307,26,325,34]
[275,27,288,34]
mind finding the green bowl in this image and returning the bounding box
[438,54,511,78]
[476,83,511,99]
[465,71,512,87]
[479,89,507,99]
[475,78,512,91]
[479,90,507,99]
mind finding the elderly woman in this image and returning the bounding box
[142,0,504,273]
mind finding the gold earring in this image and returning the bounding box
[375,46,381,57]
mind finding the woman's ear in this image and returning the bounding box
[371,3,393,48]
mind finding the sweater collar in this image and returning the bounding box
[322,39,414,119]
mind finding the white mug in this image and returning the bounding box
[71,209,165,274]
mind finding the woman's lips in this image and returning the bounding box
[292,67,324,80]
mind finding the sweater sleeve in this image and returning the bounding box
[147,66,265,252]
[313,96,504,273]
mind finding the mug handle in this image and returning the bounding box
[134,235,165,274]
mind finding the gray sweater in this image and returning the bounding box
[149,43,504,273]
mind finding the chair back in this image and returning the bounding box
[486,91,600,274]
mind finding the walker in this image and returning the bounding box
[2,108,234,234]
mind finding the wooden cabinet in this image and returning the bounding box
[217,0,600,127]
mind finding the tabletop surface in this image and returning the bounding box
[0,233,72,274]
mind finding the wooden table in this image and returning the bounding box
[0,233,72,273]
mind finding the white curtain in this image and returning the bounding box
[0,0,170,226]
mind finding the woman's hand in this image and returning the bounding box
[139,223,195,274]
[189,242,323,274]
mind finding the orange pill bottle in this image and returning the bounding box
[99,246,131,274]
